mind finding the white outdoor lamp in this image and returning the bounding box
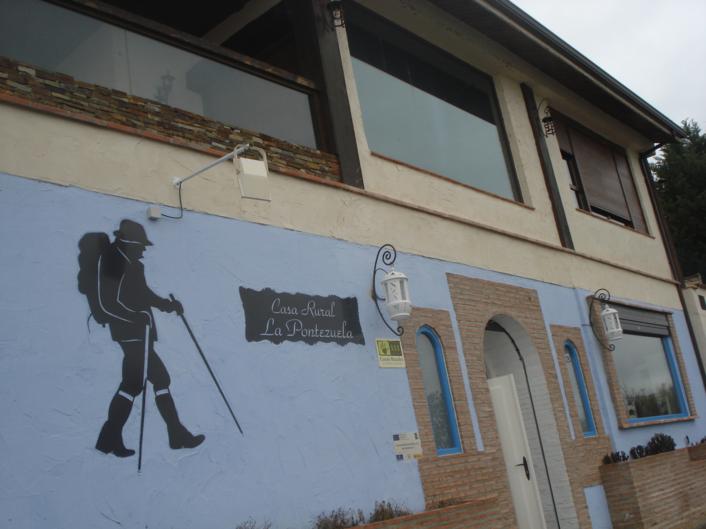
[372,244,412,336]
[589,289,623,350]
[600,303,623,343]
[381,268,412,322]
[156,143,270,219]
[234,145,270,202]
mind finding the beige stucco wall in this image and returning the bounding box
[346,0,673,282]
[0,101,680,309]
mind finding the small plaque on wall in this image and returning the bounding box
[393,432,422,461]
[376,339,405,368]
[239,287,364,345]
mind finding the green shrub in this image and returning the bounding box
[313,508,365,529]
[646,433,676,455]
[367,501,411,522]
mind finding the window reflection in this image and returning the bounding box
[348,16,517,199]
[563,342,595,436]
[0,0,317,148]
[416,328,459,453]
[612,334,683,419]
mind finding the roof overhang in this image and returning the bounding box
[427,0,686,143]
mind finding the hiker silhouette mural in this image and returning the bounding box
[78,219,205,462]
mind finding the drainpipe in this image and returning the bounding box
[638,144,706,391]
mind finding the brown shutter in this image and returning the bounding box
[614,151,647,233]
[568,127,631,221]
[555,117,573,153]
[615,304,669,336]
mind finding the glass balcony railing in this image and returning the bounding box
[0,0,318,148]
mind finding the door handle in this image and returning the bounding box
[515,456,530,480]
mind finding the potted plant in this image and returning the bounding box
[688,437,706,461]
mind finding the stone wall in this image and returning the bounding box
[0,56,341,182]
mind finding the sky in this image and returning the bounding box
[510,0,706,131]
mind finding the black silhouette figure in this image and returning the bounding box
[78,220,204,458]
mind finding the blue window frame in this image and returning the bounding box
[416,326,462,455]
[612,334,689,424]
[563,341,597,437]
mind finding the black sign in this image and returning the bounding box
[239,287,365,346]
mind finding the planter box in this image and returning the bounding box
[600,448,706,529]
[688,443,706,461]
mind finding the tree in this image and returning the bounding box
[652,119,706,280]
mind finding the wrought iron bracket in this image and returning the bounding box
[589,288,615,351]
[371,244,404,336]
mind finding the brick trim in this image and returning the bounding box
[550,325,612,529]
[588,298,697,429]
[399,307,514,527]
[667,314,697,419]
[446,274,580,528]
[551,326,605,438]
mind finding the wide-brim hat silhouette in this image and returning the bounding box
[114,219,153,246]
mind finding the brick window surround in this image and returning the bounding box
[588,298,697,429]
[399,307,515,528]
[446,273,581,528]
[550,325,611,529]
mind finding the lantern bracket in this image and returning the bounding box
[589,288,616,351]
[372,244,404,336]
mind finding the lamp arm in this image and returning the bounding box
[173,143,252,188]
[589,289,615,351]
[371,244,404,337]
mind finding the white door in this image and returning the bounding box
[488,373,547,529]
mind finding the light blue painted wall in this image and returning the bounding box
[0,173,423,529]
[584,485,613,529]
[1,172,705,529]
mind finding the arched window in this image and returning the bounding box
[564,341,597,437]
[416,326,462,455]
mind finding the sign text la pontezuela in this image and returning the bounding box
[239,287,365,346]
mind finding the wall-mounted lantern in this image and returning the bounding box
[150,143,270,220]
[327,0,345,28]
[541,108,556,137]
[372,244,411,336]
[537,99,556,137]
[589,288,623,350]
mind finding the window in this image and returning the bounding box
[554,113,647,232]
[609,305,689,422]
[0,0,319,148]
[416,326,461,455]
[346,4,520,201]
[563,341,597,436]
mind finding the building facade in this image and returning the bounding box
[1,1,705,528]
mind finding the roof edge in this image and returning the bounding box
[485,0,686,139]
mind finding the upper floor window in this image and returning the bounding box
[346,4,520,201]
[416,326,462,455]
[0,0,319,148]
[609,305,689,423]
[563,341,596,437]
[554,113,647,232]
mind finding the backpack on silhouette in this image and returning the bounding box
[77,232,113,326]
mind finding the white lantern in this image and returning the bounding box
[601,304,623,342]
[381,268,412,322]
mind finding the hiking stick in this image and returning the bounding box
[170,294,243,435]
[137,322,150,472]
